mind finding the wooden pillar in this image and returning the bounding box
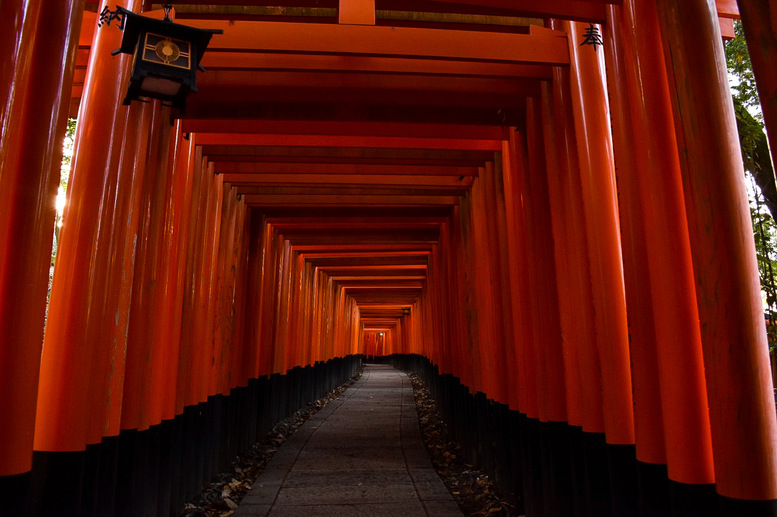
[655,0,777,504]
[0,0,83,478]
[176,146,207,413]
[255,220,279,377]
[565,20,635,447]
[185,158,214,404]
[202,170,224,396]
[540,82,584,431]
[232,204,253,389]
[210,187,244,396]
[524,99,568,424]
[480,162,510,404]
[597,6,668,477]
[485,159,515,407]
[469,168,504,402]
[490,157,520,411]
[88,102,153,444]
[148,123,197,425]
[120,103,173,434]
[242,211,265,382]
[439,219,465,380]
[458,183,486,396]
[608,0,716,490]
[449,205,475,391]
[274,238,292,373]
[159,127,197,416]
[502,132,539,419]
[35,0,140,453]
[285,251,305,370]
[543,39,605,437]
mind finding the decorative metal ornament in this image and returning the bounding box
[101,4,223,111]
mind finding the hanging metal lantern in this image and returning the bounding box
[101,4,222,111]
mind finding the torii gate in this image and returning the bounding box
[1,1,776,516]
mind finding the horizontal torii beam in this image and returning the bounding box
[187,19,570,65]
[196,133,502,150]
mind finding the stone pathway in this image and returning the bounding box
[233,364,464,516]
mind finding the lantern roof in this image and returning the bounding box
[114,6,222,68]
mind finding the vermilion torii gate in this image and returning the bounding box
[2,0,777,516]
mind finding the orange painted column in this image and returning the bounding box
[565,20,635,446]
[229,193,248,388]
[148,123,197,424]
[308,263,322,364]
[0,1,26,114]
[469,172,490,395]
[307,261,320,364]
[316,265,326,362]
[469,169,502,401]
[35,0,141,453]
[296,257,310,367]
[609,1,716,485]
[231,200,253,388]
[448,206,474,390]
[438,219,464,380]
[0,0,84,475]
[256,220,279,377]
[210,188,231,393]
[541,31,605,435]
[331,284,343,359]
[176,146,207,412]
[540,83,584,429]
[189,159,220,403]
[120,102,173,433]
[503,130,539,420]
[428,241,447,373]
[274,238,293,373]
[445,207,465,386]
[487,158,517,408]
[497,145,525,412]
[190,164,214,399]
[655,0,777,501]
[514,127,551,424]
[596,8,667,470]
[309,263,321,362]
[242,211,265,382]
[84,101,153,443]
[524,98,568,424]
[285,251,305,369]
[483,161,512,406]
[161,128,197,412]
[185,160,216,403]
[210,188,243,396]
[736,1,777,172]
[463,182,490,396]
[202,170,224,397]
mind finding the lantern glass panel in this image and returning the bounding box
[140,76,183,96]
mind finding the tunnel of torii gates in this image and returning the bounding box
[3,0,777,516]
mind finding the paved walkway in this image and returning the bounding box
[234,364,464,517]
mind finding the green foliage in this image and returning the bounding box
[51,118,76,269]
[726,22,777,351]
[751,207,777,303]
[60,118,76,190]
[726,22,762,117]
